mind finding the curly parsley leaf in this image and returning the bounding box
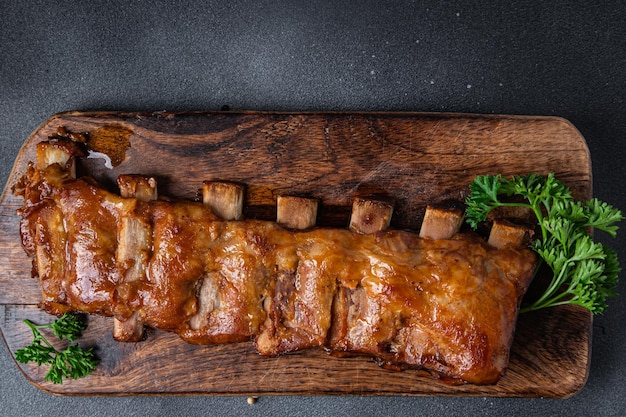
[48,313,85,341]
[15,313,99,384]
[465,174,622,314]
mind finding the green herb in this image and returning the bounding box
[465,173,622,314]
[15,313,99,384]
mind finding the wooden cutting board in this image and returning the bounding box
[0,111,592,397]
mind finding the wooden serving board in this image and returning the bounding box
[0,111,592,397]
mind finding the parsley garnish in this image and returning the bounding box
[15,313,99,384]
[465,173,622,314]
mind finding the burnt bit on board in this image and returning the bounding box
[49,124,133,169]
[86,124,133,168]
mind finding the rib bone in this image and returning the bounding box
[255,193,327,355]
[276,195,318,230]
[202,181,244,221]
[419,205,464,240]
[488,219,532,249]
[117,175,158,202]
[112,175,157,342]
[36,141,79,178]
[333,197,396,357]
[349,198,393,234]
[187,182,242,331]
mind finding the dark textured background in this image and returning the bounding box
[1,1,625,415]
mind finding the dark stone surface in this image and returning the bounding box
[1,1,624,415]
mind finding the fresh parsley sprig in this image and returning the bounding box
[15,313,99,384]
[465,173,622,314]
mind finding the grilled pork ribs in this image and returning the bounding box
[14,138,536,384]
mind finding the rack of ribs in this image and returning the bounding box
[13,137,537,385]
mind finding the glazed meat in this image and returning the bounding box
[14,139,537,385]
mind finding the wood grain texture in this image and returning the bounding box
[0,111,592,397]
